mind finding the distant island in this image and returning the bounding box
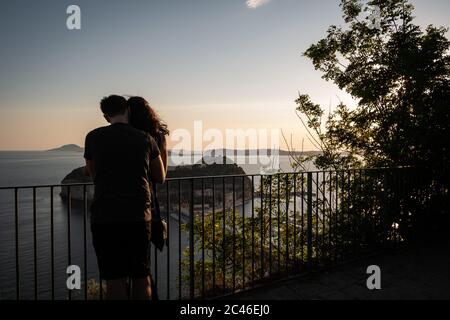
[47,144,84,152]
[169,149,320,157]
[47,144,319,156]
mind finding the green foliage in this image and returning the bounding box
[180,175,309,296]
[86,279,106,300]
[178,172,409,297]
[299,0,449,172]
[295,0,449,240]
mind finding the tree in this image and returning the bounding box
[296,0,449,175]
[294,0,449,238]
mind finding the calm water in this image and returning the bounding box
[0,151,310,300]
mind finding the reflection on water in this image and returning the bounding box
[0,187,191,300]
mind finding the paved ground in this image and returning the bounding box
[226,239,450,300]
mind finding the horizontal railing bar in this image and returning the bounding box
[0,183,92,190]
[0,166,417,190]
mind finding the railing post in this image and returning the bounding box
[14,188,20,300]
[307,172,313,268]
[382,170,388,244]
[189,179,195,299]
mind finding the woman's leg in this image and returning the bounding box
[106,278,128,300]
[131,276,152,300]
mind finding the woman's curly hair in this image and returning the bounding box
[128,96,169,139]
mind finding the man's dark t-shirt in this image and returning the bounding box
[84,123,160,224]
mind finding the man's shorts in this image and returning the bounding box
[91,222,152,280]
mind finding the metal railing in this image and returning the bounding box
[0,167,436,300]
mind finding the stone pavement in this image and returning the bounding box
[226,240,450,300]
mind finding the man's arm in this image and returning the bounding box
[83,132,94,177]
[84,159,94,177]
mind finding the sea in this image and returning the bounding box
[0,151,314,300]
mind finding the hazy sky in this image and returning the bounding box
[0,0,449,151]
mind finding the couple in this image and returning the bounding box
[84,95,169,300]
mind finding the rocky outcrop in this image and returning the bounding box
[60,167,94,202]
[60,159,252,204]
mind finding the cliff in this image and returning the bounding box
[60,167,94,202]
[60,158,252,204]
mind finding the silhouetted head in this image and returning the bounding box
[128,96,169,139]
[100,95,129,123]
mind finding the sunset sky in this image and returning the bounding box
[0,0,449,151]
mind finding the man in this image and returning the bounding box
[84,95,165,300]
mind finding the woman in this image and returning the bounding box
[128,96,169,173]
[128,96,169,300]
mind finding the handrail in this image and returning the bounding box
[0,166,416,190]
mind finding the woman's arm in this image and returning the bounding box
[159,134,169,174]
[150,154,166,184]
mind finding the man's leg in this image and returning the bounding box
[106,278,128,300]
[131,276,152,300]
[130,222,153,300]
